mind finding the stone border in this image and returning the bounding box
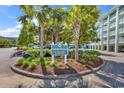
[11,60,106,79]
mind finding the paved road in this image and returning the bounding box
[0,48,39,88]
[0,48,124,88]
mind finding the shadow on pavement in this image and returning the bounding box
[94,60,124,88]
[38,64,94,88]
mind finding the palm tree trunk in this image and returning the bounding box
[73,20,80,61]
[55,33,59,43]
[75,40,79,61]
[52,34,54,42]
[39,22,44,58]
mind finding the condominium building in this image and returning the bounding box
[90,5,124,53]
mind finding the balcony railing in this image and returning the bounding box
[119,27,124,34]
[119,7,124,15]
[109,22,116,28]
[109,39,115,44]
[103,21,107,25]
[103,35,107,38]
[119,38,124,43]
[109,31,115,36]
[110,16,116,21]
[103,26,107,31]
[119,17,124,24]
[103,40,107,44]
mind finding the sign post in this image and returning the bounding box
[51,42,68,64]
[64,55,67,64]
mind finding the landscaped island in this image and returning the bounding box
[10,5,103,78]
[12,47,103,76]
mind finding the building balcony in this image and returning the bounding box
[103,21,107,25]
[119,18,124,24]
[109,39,115,44]
[119,38,124,43]
[119,27,124,34]
[102,26,107,31]
[119,8,124,15]
[103,29,107,31]
[103,35,107,38]
[110,16,116,21]
[109,31,115,36]
[103,41,107,44]
[109,24,116,29]
[120,11,124,15]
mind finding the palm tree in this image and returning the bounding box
[66,6,100,61]
[19,5,50,58]
[45,7,66,43]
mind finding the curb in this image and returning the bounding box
[11,60,106,80]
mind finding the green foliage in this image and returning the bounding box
[23,61,30,68]
[0,39,11,48]
[32,57,40,63]
[17,57,39,67]
[79,50,100,56]
[18,5,100,59]
[51,63,58,69]
[17,15,37,47]
[29,62,36,70]
[18,58,25,65]
[43,49,51,57]
[27,57,33,62]
[40,57,46,67]
[26,49,40,57]
[80,60,94,65]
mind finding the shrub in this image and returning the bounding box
[40,58,46,67]
[0,39,11,48]
[51,63,58,69]
[68,50,74,58]
[17,58,25,66]
[32,58,40,63]
[43,49,51,57]
[29,62,36,70]
[79,50,100,56]
[23,61,30,68]
[80,60,94,66]
[21,46,28,51]
[26,49,40,58]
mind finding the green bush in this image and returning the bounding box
[0,39,11,48]
[27,57,33,62]
[68,50,74,57]
[79,50,100,56]
[40,58,46,67]
[23,61,30,68]
[26,49,40,57]
[18,58,25,65]
[43,49,51,57]
[32,58,40,63]
[80,60,94,65]
[29,62,36,70]
[21,46,28,51]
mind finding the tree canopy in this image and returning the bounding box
[17,5,100,59]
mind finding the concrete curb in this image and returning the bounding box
[11,60,106,80]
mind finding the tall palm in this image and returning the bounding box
[34,5,51,58]
[19,5,50,58]
[66,6,100,61]
[45,8,66,43]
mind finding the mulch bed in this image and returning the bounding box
[15,57,103,75]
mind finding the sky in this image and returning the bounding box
[0,5,113,37]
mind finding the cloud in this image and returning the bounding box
[8,16,17,19]
[0,24,22,37]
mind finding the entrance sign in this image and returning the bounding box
[51,42,68,64]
